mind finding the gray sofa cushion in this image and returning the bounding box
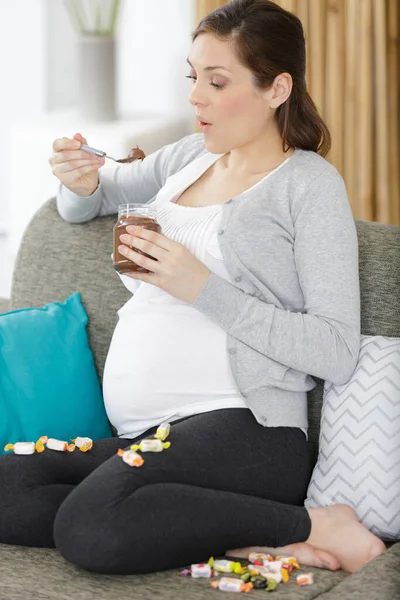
[0,541,398,600]
[11,199,131,382]
[0,297,10,314]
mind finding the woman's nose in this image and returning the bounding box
[188,83,208,108]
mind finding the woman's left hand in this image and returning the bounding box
[118,225,211,304]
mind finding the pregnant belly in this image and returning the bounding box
[102,303,241,421]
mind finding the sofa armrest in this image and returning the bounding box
[0,297,10,314]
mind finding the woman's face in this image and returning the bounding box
[187,33,286,155]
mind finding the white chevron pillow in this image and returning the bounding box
[305,334,400,541]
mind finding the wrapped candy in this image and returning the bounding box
[71,437,93,452]
[210,577,253,593]
[117,448,144,467]
[265,579,278,591]
[4,435,91,455]
[4,442,36,455]
[130,439,171,453]
[265,571,282,584]
[35,436,48,453]
[46,438,74,452]
[297,572,314,586]
[276,555,300,569]
[190,563,214,578]
[265,560,282,572]
[280,568,289,583]
[154,422,171,441]
[249,575,267,589]
[209,558,243,574]
[248,552,274,564]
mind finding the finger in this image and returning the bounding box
[125,225,172,251]
[118,245,161,274]
[54,158,104,174]
[119,234,164,261]
[73,132,88,145]
[53,137,81,152]
[56,163,104,179]
[51,150,104,165]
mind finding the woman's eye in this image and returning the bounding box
[185,75,224,90]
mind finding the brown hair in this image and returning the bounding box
[191,0,331,157]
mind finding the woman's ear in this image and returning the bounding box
[266,72,293,108]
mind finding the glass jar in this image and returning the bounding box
[113,204,161,274]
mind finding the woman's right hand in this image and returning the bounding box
[49,132,105,197]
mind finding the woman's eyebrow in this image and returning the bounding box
[186,58,231,73]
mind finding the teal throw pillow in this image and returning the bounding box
[0,292,112,454]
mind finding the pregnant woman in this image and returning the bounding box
[0,0,385,575]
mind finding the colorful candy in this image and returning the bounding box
[154,422,171,441]
[117,448,144,467]
[35,436,48,453]
[4,442,36,455]
[297,572,314,586]
[266,560,282,572]
[210,577,253,593]
[46,438,72,452]
[242,565,270,579]
[265,571,282,584]
[190,563,214,578]
[130,439,171,453]
[4,435,93,455]
[180,552,309,592]
[71,437,93,452]
[209,558,243,574]
[247,552,274,564]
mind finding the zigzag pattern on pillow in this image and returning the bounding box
[305,335,400,541]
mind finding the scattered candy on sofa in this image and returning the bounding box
[4,435,93,454]
[180,553,313,592]
[117,422,172,467]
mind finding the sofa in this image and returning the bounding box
[0,197,399,600]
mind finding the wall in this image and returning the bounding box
[0,0,196,297]
[0,0,47,231]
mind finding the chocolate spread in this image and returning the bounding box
[116,145,146,163]
[113,215,161,274]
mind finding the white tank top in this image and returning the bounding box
[103,194,251,439]
[103,159,308,440]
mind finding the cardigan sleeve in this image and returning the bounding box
[192,169,361,386]
[56,134,205,223]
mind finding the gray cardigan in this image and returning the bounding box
[57,133,360,429]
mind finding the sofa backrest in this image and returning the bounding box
[10,198,400,462]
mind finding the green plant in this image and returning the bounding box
[64,0,120,36]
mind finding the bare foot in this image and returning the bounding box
[225,542,340,571]
[306,504,386,574]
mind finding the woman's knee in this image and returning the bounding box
[54,483,180,574]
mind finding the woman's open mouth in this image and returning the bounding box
[199,121,212,132]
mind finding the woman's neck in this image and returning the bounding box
[218,129,294,177]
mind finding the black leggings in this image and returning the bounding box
[0,408,312,574]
